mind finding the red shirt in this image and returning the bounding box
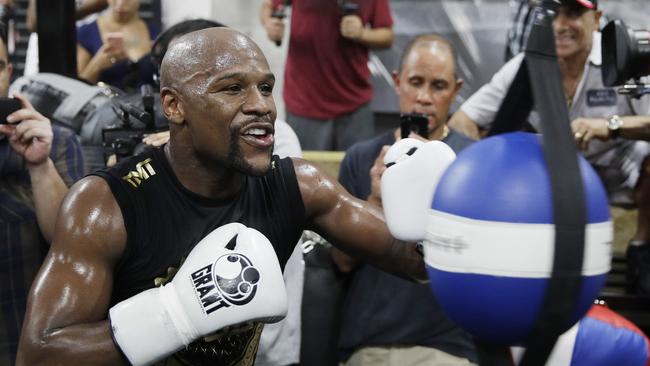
[273,0,393,119]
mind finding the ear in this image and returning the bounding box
[593,10,603,29]
[7,63,12,79]
[392,70,401,95]
[161,87,184,125]
[453,78,464,96]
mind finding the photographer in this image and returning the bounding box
[448,0,650,295]
[0,30,84,364]
[259,0,394,151]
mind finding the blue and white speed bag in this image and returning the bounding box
[424,132,612,345]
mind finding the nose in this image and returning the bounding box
[553,12,570,32]
[415,87,433,105]
[242,88,274,117]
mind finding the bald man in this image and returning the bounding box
[15,28,425,366]
[335,34,477,366]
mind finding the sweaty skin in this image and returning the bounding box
[16,28,424,365]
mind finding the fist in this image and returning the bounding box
[265,17,285,43]
[340,15,364,40]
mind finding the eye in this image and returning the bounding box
[409,78,423,87]
[224,84,242,93]
[259,83,274,95]
[433,81,449,91]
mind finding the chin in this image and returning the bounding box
[231,156,272,177]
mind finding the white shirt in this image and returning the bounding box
[460,32,650,196]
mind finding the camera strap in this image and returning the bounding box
[485,2,587,366]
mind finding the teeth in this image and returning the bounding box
[245,128,267,136]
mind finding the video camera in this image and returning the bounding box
[338,0,359,15]
[102,84,165,162]
[601,19,650,98]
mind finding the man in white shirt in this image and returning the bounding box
[449,0,650,295]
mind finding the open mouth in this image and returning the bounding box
[241,124,275,148]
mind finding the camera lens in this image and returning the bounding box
[602,20,650,86]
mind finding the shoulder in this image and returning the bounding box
[76,19,99,37]
[52,124,79,141]
[76,20,100,49]
[146,21,161,39]
[65,175,120,216]
[444,129,476,154]
[57,175,126,258]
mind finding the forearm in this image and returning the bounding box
[618,115,650,140]
[28,158,68,242]
[259,0,273,25]
[17,321,125,366]
[78,60,102,84]
[76,0,108,20]
[356,27,393,49]
[448,110,481,140]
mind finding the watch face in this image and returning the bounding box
[608,116,622,130]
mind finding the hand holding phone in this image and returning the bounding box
[106,32,125,51]
[0,97,23,124]
[400,113,429,139]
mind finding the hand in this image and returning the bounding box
[368,145,389,207]
[95,42,127,70]
[381,138,456,241]
[264,16,285,43]
[340,14,364,41]
[142,131,170,147]
[571,117,609,150]
[109,223,288,366]
[0,93,53,166]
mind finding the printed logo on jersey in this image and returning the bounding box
[191,253,260,315]
[122,158,156,188]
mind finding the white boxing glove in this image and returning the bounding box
[109,223,288,366]
[381,138,456,242]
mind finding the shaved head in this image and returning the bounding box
[160,27,269,93]
[399,34,457,76]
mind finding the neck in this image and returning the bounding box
[102,11,137,26]
[428,124,449,141]
[558,50,589,79]
[165,142,244,200]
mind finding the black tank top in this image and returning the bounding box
[92,147,306,365]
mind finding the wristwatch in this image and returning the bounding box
[607,115,623,138]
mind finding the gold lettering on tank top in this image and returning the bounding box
[122,158,156,188]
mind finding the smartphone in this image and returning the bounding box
[0,97,22,124]
[106,32,125,50]
[400,113,428,139]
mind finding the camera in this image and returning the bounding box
[270,4,286,47]
[601,19,650,97]
[102,84,165,162]
[400,113,428,139]
[339,0,359,15]
[0,97,21,124]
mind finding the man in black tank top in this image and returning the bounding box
[17,28,427,366]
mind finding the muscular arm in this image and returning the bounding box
[294,158,426,282]
[17,176,127,366]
